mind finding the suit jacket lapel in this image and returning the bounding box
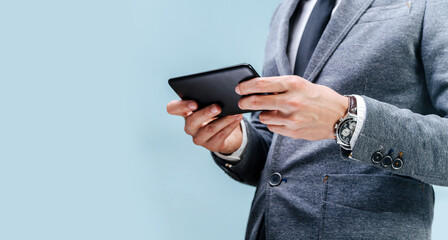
[304,0,374,82]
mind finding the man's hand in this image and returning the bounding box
[236,75,348,141]
[166,101,243,154]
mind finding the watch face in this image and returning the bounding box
[337,119,356,145]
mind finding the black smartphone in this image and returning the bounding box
[168,64,260,118]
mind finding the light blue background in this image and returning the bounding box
[0,0,447,239]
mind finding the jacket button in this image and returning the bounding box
[269,172,282,187]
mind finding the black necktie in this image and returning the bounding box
[294,0,336,77]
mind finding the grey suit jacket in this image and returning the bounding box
[213,0,448,239]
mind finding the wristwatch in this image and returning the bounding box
[335,95,357,150]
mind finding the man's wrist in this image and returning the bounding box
[331,95,349,139]
[214,119,248,162]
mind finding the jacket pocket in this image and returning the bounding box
[319,174,432,240]
[357,1,411,24]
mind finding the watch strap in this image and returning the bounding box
[347,95,357,115]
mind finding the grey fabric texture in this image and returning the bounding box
[212,0,447,239]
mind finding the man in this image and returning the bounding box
[167,0,448,239]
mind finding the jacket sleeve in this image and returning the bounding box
[346,0,448,186]
[212,111,273,186]
[210,2,283,186]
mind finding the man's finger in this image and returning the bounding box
[238,94,286,111]
[259,110,290,125]
[193,114,242,146]
[235,77,288,95]
[167,100,198,117]
[205,119,242,152]
[184,104,221,136]
[266,124,290,137]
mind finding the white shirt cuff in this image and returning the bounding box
[350,95,366,149]
[213,119,247,162]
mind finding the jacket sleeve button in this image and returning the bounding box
[371,151,383,164]
[381,155,393,167]
[392,158,403,170]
